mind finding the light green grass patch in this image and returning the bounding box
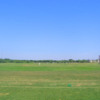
[0,63,100,100]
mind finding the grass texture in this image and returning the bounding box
[0,63,100,100]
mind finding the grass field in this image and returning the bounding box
[0,63,100,100]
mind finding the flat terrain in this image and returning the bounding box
[0,63,100,100]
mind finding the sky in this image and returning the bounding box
[0,0,100,60]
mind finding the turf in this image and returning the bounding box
[0,63,100,100]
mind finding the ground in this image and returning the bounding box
[0,63,100,100]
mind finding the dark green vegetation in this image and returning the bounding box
[0,63,100,100]
[0,58,90,63]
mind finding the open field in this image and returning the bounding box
[0,63,100,100]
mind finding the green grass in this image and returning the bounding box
[0,63,100,71]
[0,63,100,100]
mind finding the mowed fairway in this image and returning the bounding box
[0,63,100,100]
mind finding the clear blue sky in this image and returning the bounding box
[0,0,100,60]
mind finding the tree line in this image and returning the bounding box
[0,59,90,63]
